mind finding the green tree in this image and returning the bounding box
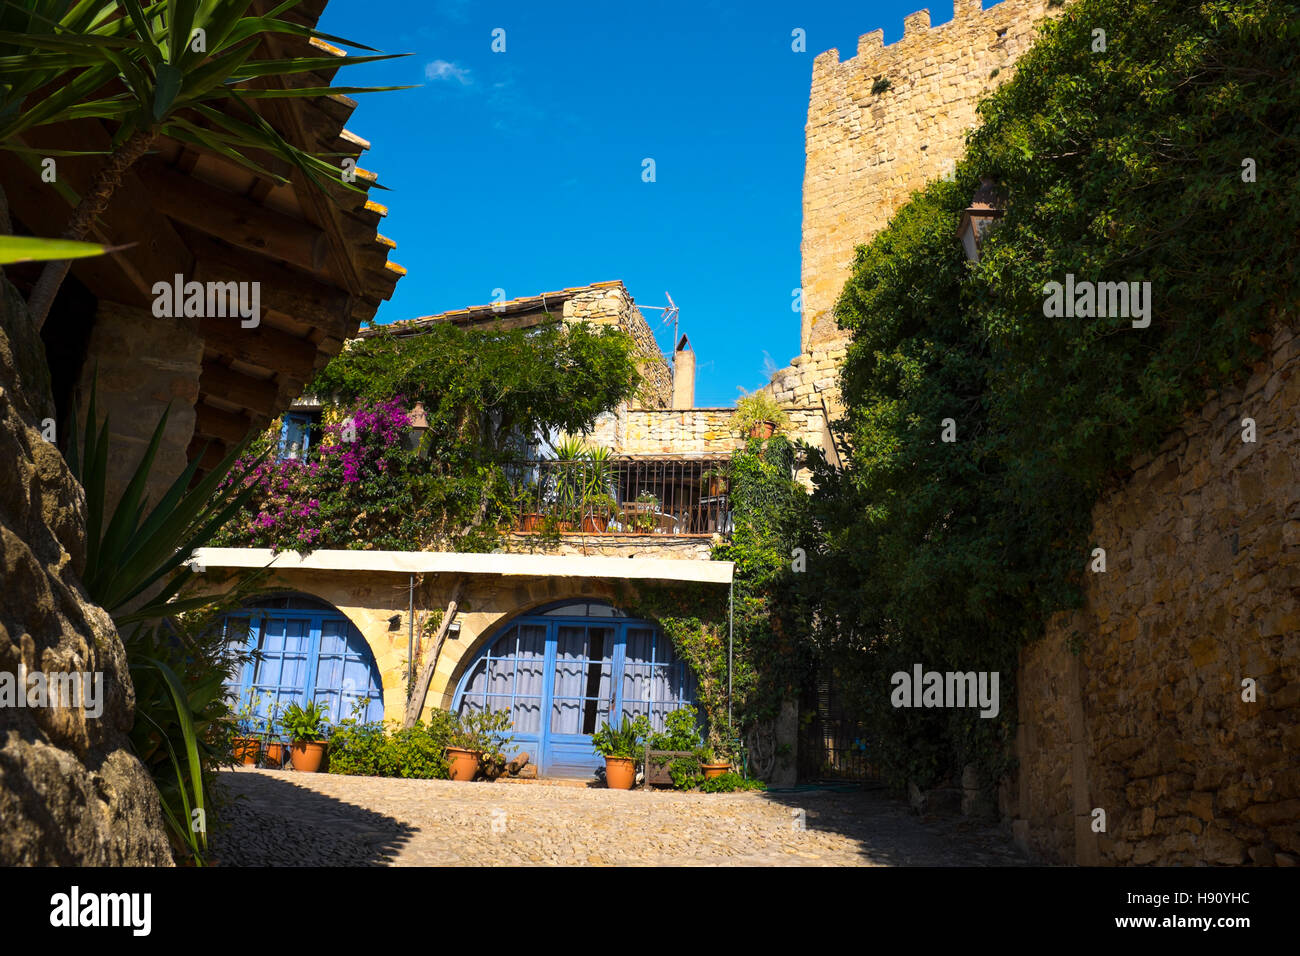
[808,0,1299,790]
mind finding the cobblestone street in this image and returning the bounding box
[211,767,1033,866]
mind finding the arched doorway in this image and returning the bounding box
[452,600,697,777]
[222,594,384,730]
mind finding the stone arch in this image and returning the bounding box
[222,590,386,727]
[432,580,625,711]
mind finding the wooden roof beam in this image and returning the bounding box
[199,360,281,413]
[199,315,317,381]
[137,158,329,273]
[186,230,356,340]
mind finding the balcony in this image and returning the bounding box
[506,457,730,538]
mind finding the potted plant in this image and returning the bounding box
[591,715,652,789]
[446,710,514,782]
[734,389,790,440]
[231,689,265,766]
[581,491,618,532]
[261,702,285,769]
[700,463,729,498]
[580,445,617,532]
[232,729,261,766]
[445,720,482,781]
[282,700,330,773]
[697,745,732,780]
[621,491,660,533]
[511,480,545,532]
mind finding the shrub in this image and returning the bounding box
[329,712,456,779]
[733,389,790,436]
[700,772,767,793]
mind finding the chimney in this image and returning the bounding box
[671,334,695,409]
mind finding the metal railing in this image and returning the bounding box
[506,458,731,536]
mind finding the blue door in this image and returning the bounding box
[223,596,384,732]
[452,601,696,777]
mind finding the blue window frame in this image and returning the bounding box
[278,411,316,461]
[453,601,696,777]
[223,599,383,732]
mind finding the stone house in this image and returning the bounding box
[193,280,801,779]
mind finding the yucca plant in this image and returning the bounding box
[0,0,411,327]
[0,234,124,263]
[66,380,269,863]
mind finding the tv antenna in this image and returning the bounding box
[639,292,680,363]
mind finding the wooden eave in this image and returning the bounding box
[1,0,405,472]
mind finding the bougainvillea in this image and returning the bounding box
[213,320,643,553]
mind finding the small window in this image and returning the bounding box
[278,411,319,461]
[996,28,1008,39]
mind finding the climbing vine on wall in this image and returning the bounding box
[618,436,816,757]
[803,0,1300,792]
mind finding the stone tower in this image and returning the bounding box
[771,0,1068,434]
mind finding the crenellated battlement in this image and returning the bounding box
[800,0,1071,351]
[812,0,1048,78]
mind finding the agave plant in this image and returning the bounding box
[0,0,411,326]
[66,382,267,626]
[0,235,124,264]
[66,380,270,863]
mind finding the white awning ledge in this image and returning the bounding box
[191,547,734,585]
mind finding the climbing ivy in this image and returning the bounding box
[618,436,816,758]
[803,0,1300,791]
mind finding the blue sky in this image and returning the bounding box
[318,1,962,406]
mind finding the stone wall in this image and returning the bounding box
[590,406,829,460]
[76,300,204,509]
[562,284,672,409]
[766,339,849,463]
[504,534,714,560]
[0,279,173,866]
[199,567,701,726]
[800,0,1063,350]
[1011,323,1300,866]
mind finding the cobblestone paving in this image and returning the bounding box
[211,767,1034,866]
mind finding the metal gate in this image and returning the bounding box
[798,671,878,783]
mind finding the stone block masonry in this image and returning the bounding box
[801,0,1066,351]
[1012,323,1300,866]
[562,285,671,409]
[588,405,830,462]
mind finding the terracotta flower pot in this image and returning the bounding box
[581,514,610,533]
[289,740,328,773]
[747,421,776,440]
[604,756,637,790]
[516,514,545,532]
[233,736,261,766]
[264,742,285,768]
[701,762,732,780]
[447,746,482,781]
